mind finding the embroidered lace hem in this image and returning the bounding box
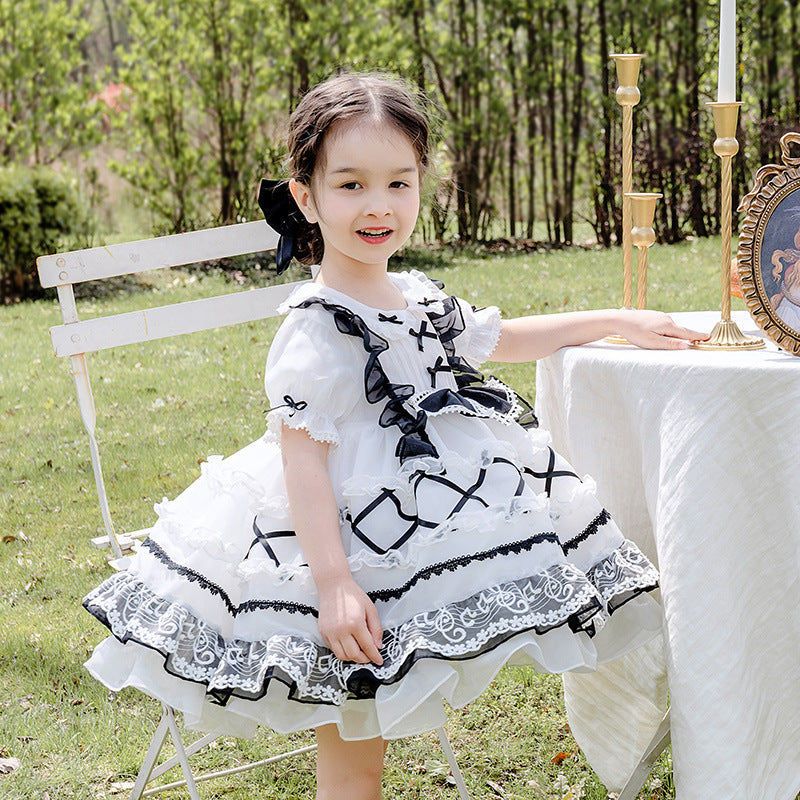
[85,536,657,707]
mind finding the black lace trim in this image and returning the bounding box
[238,598,318,617]
[84,540,657,707]
[141,518,559,613]
[562,509,612,554]
[291,298,437,462]
[84,566,615,706]
[141,537,317,618]
[141,538,237,615]
[368,531,560,603]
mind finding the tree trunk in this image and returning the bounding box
[595,0,614,247]
[507,35,519,238]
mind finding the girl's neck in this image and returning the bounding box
[315,262,407,311]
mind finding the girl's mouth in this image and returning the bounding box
[357,228,393,243]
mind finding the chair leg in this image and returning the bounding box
[163,705,202,800]
[128,710,171,800]
[436,726,472,800]
[616,709,671,800]
[129,709,470,800]
[128,705,201,800]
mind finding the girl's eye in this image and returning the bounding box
[390,181,409,189]
[340,182,361,190]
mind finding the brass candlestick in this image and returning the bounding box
[605,54,644,346]
[627,192,662,309]
[612,53,643,309]
[691,102,764,350]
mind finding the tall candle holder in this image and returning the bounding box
[690,102,764,350]
[611,53,644,309]
[627,192,662,310]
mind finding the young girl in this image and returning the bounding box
[83,73,707,799]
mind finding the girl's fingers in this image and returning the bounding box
[355,634,383,666]
[666,325,710,341]
[339,634,370,664]
[365,603,384,662]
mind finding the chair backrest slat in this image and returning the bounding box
[38,221,288,564]
[49,281,304,357]
[37,221,279,287]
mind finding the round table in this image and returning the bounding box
[534,310,800,800]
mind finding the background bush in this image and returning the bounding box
[0,167,94,302]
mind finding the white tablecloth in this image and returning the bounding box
[535,310,800,800]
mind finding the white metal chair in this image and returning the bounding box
[617,709,671,800]
[37,222,472,800]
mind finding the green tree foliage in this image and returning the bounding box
[108,0,279,231]
[108,0,406,233]
[8,0,800,247]
[0,0,103,166]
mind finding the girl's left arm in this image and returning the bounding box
[491,308,709,362]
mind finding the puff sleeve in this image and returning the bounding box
[264,308,361,447]
[453,299,503,366]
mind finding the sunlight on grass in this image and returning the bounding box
[0,240,737,799]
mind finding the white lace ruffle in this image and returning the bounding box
[403,269,448,302]
[84,539,658,713]
[396,436,522,481]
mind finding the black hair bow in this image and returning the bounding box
[257,179,306,273]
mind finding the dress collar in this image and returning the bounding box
[279,270,447,318]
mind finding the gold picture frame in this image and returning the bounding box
[738,132,800,355]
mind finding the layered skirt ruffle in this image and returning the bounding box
[84,418,661,740]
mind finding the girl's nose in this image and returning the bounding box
[363,190,392,217]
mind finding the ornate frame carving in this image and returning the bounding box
[737,132,800,355]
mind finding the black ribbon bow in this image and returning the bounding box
[257,179,307,274]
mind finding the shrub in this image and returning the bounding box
[0,166,93,302]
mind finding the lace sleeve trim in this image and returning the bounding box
[264,405,340,447]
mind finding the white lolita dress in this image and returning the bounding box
[83,270,661,740]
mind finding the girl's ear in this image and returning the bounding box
[289,179,317,224]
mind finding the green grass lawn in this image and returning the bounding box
[0,237,743,800]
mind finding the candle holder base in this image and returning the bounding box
[689,318,765,350]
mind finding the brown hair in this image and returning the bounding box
[287,72,431,265]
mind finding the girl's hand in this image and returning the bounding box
[618,310,709,350]
[317,578,384,665]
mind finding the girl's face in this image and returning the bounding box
[291,118,421,274]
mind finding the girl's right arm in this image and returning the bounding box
[281,425,384,666]
[491,308,709,362]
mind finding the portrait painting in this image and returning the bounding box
[737,133,800,355]
[759,192,800,331]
